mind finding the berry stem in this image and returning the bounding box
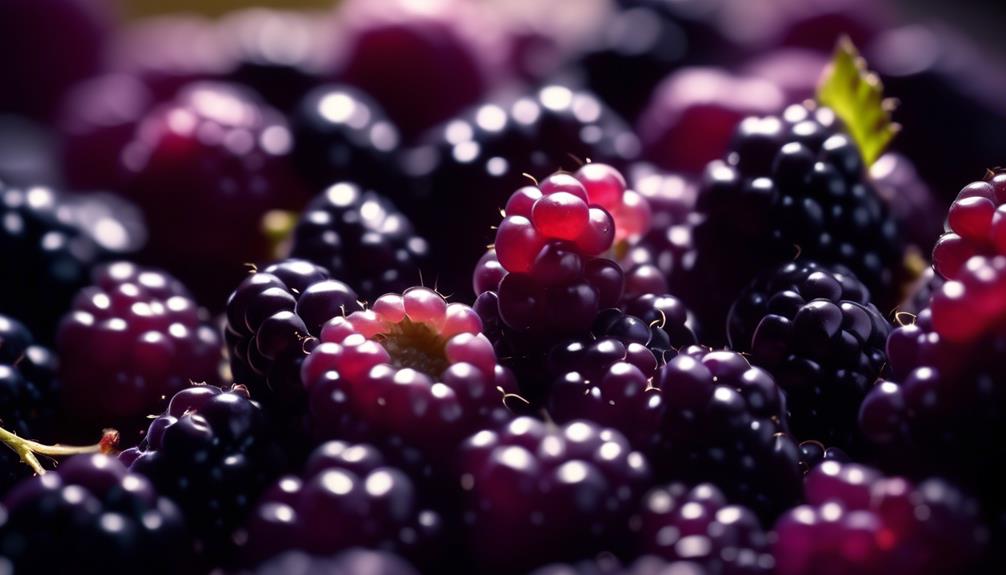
[0,426,119,476]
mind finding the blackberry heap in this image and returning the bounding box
[727,261,891,448]
[241,549,420,575]
[669,102,906,342]
[0,182,146,339]
[456,417,651,572]
[240,440,442,568]
[57,262,222,441]
[120,385,285,561]
[401,85,640,298]
[0,454,190,575]
[288,182,430,300]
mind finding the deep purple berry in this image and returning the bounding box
[242,549,419,575]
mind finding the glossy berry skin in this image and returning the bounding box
[241,441,442,567]
[401,84,639,299]
[727,261,891,448]
[121,385,285,561]
[0,315,59,493]
[121,82,310,306]
[0,183,146,340]
[0,454,190,575]
[932,173,1006,282]
[302,288,516,472]
[225,259,361,423]
[290,85,402,191]
[243,549,420,575]
[672,103,906,343]
[797,440,850,475]
[456,417,651,572]
[631,482,773,575]
[529,556,708,575]
[774,462,985,575]
[289,183,429,300]
[656,346,802,521]
[57,262,221,441]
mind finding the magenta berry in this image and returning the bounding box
[932,173,1006,281]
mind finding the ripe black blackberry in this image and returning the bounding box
[656,346,803,521]
[120,385,285,562]
[240,440,443,568]
[631,482,773,574]
[242,549,420,575]
[288,182,430,300]
[0,454,191,575]
[457,417,651,572]
[401,84,640,299]
[290,84,403,192]
[672,103,906,343]
[0,182,145,340]
[0,314,59,493]
[225,259,362,422]
[727,261,891,449]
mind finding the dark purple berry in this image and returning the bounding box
[242,549,419,575]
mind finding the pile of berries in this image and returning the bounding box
[1,0,1004,573]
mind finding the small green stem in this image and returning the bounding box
[0,426,119,477]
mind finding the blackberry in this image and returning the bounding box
[0,314,59,493]
[630,482,773,574]
[456,417,651,572]
[0,454,190,575]
[727,261,891,448]
[121,82,310,306]
[240,440,442,568]
[242,549,419,575]
[0,115,60,187]
[673,102,906,343]
[57,262,221,441]
[302,287,516,473]
[530,556,707,575]
[656,346,802,521]
[401,85,640,298]
[796,440,850,475]
[290,85,402,192]
[931,172,1006,283]
[288,183,430,300]
[1,182,146,340]
[225,259,361,423]
[869,153,943,253]
[898,267,942,317]
[774,461,986,575]
[121,385,285,562]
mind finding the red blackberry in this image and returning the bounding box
[1,182,146,340]
[302,287,516,471]
[932,172,1006,282]
[529,556,707,575]
[631,482,773,575]
[774,461,986,575]
[726,261,891,448]
[288,183,430,300]
[401,85,640,298]
[0,454,190,574]
[674,103,906,343]
[456,417,651,572]
[121,385,285,562]
[57,262,222,441]
[240,440,442,568]
[241,549,419,575]
[656,346,803,521]
[121,82,310,305]
[225,259,361,423]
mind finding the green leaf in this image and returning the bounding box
[817,36,900,167]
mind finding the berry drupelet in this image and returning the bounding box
[288,182,430,301]
[456,417,651,572]
[57,262,221,441]
[302,287,516,472]
[290,85,402,192]
[0,454,190,575]
[0,182,146,340]
[727,261,891,448]
[673,103,906,343]
[774,461,986,575]
[121,385,285,562]
[240,440,442,568]
[932,172,1006,282]
[631,482,773,574]
[401,84,640,298]
[121,82,310,305]
[242,549,420,575]
[225,259,361,423]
